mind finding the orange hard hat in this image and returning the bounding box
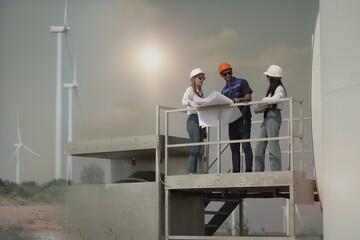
[219,63,232,74]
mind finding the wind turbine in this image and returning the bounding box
[64,54,79,185]
[50,0,72,179]
[8,113,42,184]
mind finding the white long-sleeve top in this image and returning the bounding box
[262,85,286,110]
[182,86,200,115]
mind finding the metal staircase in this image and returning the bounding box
[205,201,239,236]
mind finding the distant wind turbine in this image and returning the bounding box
[64,54,79,185]
[8,113,42,184]
[50,0,72,179]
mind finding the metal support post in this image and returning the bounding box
[299,101,304,172]
[156,105,160,136]
[155,105,160,183]
[155,135,160,183]
[289,98,294,171]
[289,185,296,237]
[165,188,170,240]
[164,110,170,239]
[287,120,291,171]
[217,107,221,173]
[204,127,210,174]
[239,199,244,236]
[165,111,169,177]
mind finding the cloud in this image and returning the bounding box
[257,44,309,67]
[194,28,308,76]
[197,42,309,76]
[195,28,240,51]
[125,0,166,20]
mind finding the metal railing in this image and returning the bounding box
[208,116,312,173]
[156,98,308,177]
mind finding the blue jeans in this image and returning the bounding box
[228,117,253,172]
[186,114,202,173]
[255,109,282,172]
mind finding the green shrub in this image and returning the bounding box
[0,178,67,204]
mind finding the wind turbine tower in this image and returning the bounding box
[50,0,71,179]
[64,55,79,184]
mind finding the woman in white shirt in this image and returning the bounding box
[254,65,286,172]
[181,68,206,174]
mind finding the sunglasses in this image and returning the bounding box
[221,70,232,77]
[197,76,206,81]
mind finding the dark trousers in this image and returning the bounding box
[228,117,253,172]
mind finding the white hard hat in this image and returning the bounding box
[264,65,283,78]
[190,68,205,80]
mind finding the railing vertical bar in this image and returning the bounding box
[165,111,169,177]
[287,118,291,171]
[164,109,170,240]
[156,105,160,135]
[217,107,221,174]
[155,105,160,183]
[289,98,294,171]
[205,127,210,174]
[300,101,304,172]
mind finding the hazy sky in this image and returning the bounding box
[0,0,320,233]
[0,0,318,183]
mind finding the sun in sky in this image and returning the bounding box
[136,44,164,74]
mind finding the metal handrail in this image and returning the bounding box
[158,97,308,177]
[208,117,311,172]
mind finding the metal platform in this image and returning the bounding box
[167,236,322,240]
[165,171,315,205]
[164,171,318,239]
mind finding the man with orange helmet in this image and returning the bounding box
[219,63,253,172]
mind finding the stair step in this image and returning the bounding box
[205,224,218,228]
[209,198,240,203]
[204,210,229,215]
[205,201,239,236]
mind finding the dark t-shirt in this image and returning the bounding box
[221,77,253,119]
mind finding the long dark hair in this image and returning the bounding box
[266,76,287,97]
[191,75,204,97]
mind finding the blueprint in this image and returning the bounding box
[190,91,242,127]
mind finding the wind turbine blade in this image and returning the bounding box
[22,145,43,160]
[65,32,74,75]
[16,112,22,143]
[63,0,68,27]
[8,146,21,165]
[72,57,85,128]
[74,88,86,127]
[74,87,80,103]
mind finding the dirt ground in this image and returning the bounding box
[0,197,66,233]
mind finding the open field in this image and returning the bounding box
[0,197,65,234]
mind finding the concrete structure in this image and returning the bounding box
[65,134,204,240]
[65,101,320,240]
